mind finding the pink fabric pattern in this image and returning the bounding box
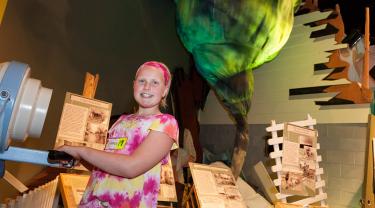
[79,113,179,208]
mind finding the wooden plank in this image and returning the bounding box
[82,72,99,99]
[315,180,325,189]
[266,119,316,132]
[293,193,327,206]
[0,0,7,26]
[268,137,283,145]
[362,8,370,90]
[275,201,328,208]
[253,161,279,203]
[3,170,28,193]
[189,185,198,208]
[362,114,375,208]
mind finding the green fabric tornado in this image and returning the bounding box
[176,0,300,116]
[175,0,301,178]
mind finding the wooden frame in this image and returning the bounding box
[265,114,327,206]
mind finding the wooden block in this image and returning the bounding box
[254,161,279,203]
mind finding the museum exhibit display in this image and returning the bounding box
[0,1,375,208]
[266,115,327,206]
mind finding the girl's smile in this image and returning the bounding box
[133,65,169,115]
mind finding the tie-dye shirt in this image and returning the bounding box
[79,113,179,208]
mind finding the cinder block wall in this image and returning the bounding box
[200,123,367,208]
[318,124,366,208]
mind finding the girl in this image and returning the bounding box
[58,61,179,208]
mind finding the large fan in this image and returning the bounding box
[0,61,73,177]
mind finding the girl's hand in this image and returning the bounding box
[55,145,83,161]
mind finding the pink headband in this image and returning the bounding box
[136,61,171,85]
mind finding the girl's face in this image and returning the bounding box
[133,66,169,111]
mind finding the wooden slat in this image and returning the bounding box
[3,170,28,193]
[268,137,284,145]
[315,180,325,189]
[275,192,290,200]
[317,155,322,162]
[315,168,323,175]
[0,0,7,26]
[266,119,316,132]
[293,193,327,206]
[362,8,370,90]
[82,72,99,99]
[271,164,282,172]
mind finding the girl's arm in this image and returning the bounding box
[79,160,94,171]
[57,130,174,178]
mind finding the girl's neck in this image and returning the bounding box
[136,107,161,116]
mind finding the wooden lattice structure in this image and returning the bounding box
[265,115,327,206]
